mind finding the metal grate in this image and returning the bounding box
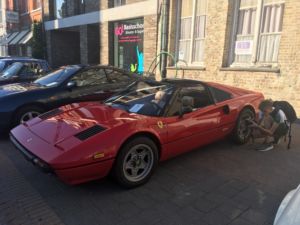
[74,125,106,141]
[39,108,62,120]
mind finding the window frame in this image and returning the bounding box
[229,0,285,68]
[54,0,68,19]
[114,0,126,7]
[32,0,42,11]
[175,0,208,67]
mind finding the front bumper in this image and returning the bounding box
[10,134,52,173]
[10,128,115,185]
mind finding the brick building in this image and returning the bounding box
[0,0,20,56]
[43,0,158,75]
[165,0,300,114]
[0,0,42,57]
[43,0,300,114]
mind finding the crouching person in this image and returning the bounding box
[249,99,289,152]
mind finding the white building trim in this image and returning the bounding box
[44,0,158,31]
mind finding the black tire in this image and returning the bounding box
[232,108,255,145]
[113,136,159,188]
[13,105,45,128]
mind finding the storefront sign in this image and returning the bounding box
[235,40,253,55]
[113,18,144,74]
[6,11,19,24]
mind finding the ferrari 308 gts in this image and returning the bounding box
[10,79,264,187]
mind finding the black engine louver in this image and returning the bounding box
[39,108,62,120]
[75,125,106,141]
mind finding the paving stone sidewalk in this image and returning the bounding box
[0,123,300,225]
[0,148,65,225]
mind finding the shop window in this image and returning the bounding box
[230,0,285,67]
[113,18,144,74]
[54,0,68,19]
[177,0,207,66]
[114,0,126,7]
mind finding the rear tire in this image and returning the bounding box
[232,108,255,145]
[13,105,44,128]
[113,137,159,188]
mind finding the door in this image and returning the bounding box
[163,84,229,158]
[67,67,112,102]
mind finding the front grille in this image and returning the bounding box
[39,108,62,120]
[74,125,106,141]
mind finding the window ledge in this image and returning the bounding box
[220,67,280,73]
[166,66,206,71]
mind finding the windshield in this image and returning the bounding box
[1,62,23,78]
[34,66,81,87]
[0,61,6,72]
[105,81,175,117]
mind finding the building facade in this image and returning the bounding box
[165,0,300,114]
[0,0,42,57]
[43,0,158,75]
[43,0,300,114]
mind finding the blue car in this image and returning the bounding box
[0,58,51,85]
[0,57,50,73]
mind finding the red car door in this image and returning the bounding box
[162,85,233,159]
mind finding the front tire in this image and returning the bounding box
[232,108,255,144]
[113,137,159,188]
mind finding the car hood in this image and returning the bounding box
[274,185,300,225]
[0,83,42,97]
[26,102,142,145]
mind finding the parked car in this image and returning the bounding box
[0,65,142,132]
[273,185,300,225]
[0,57,50,73]
[10,79,264,187]
[0,62,50,85]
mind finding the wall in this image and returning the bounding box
[46,30,80,67]
[167,0,300,115]
[19,0,42,29]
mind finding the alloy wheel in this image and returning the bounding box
[122,144,154,182]
[20,111,40,124]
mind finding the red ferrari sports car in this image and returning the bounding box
[10,79,264,187]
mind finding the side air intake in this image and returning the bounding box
[74,125,106,141]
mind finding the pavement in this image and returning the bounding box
[0,124,300,225]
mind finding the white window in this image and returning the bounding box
[32,0,42,10]
[177,0,207,66]
[114,0,126,7]
[231,0,285,67]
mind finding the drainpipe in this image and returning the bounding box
[160,0,169,78]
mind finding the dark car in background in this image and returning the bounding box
[0,64,142,132]
[0,57,50,73]
[0,61,50,85]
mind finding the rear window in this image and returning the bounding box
[209,87,232,103]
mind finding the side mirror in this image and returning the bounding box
[67,81,77,89]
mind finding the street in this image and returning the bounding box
[0,123,300,225]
